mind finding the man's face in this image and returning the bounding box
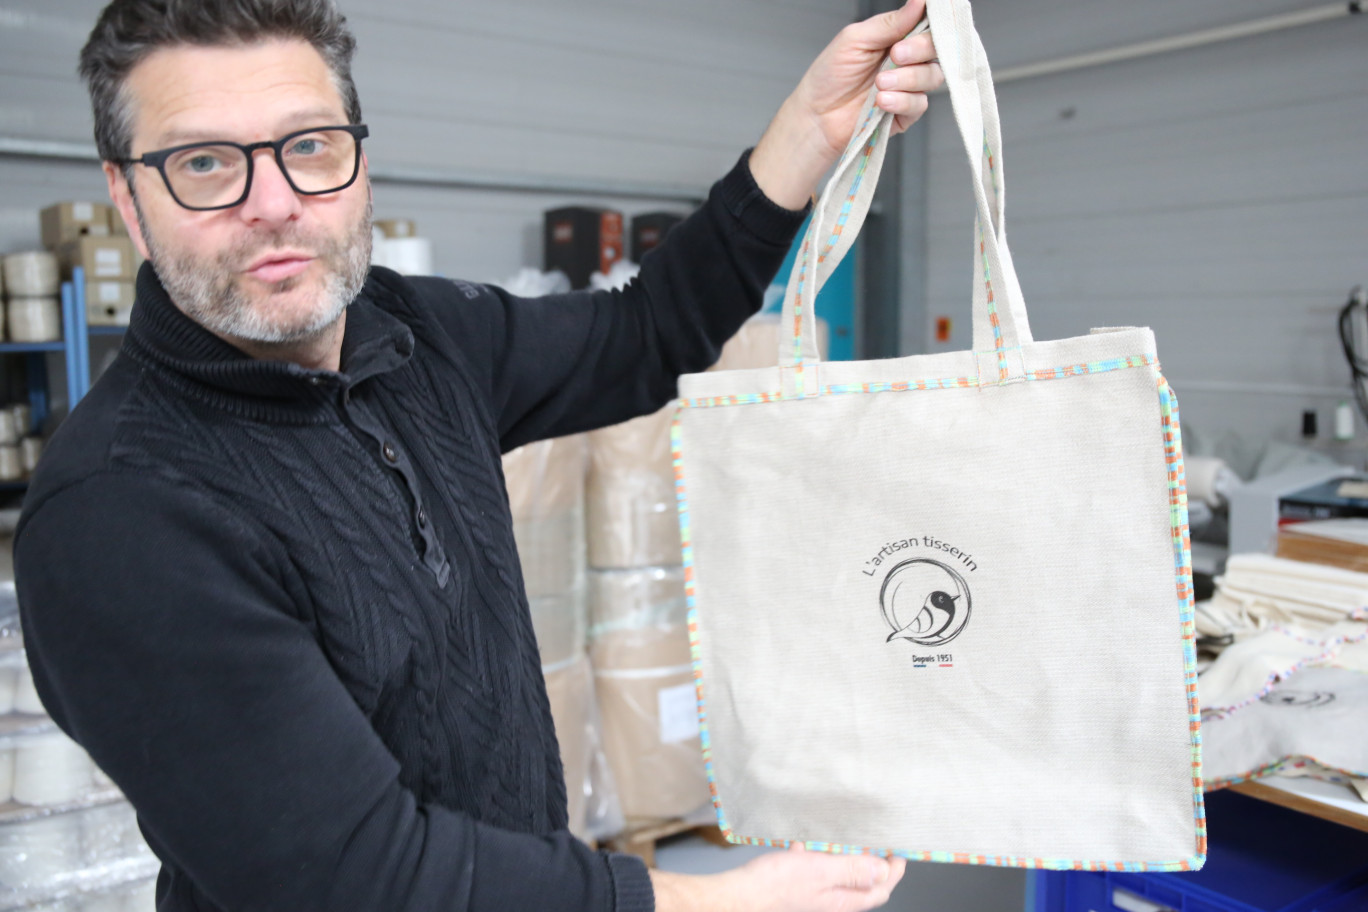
[107,40,371,347]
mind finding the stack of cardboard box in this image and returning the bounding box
[41,202,140,327]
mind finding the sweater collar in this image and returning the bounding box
[124,261,415,422]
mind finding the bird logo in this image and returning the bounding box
[879,558,972,647]
[1259,689,1335,709]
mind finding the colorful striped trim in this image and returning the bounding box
[1158,375,1209,867]
[670,372,1207,871]
[1206,754,1368,791]
[678,354,1159,410]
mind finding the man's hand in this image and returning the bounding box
[650,843,908,912]
[750,0,944,210]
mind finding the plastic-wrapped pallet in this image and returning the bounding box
[503,435,587,662]
[585,407,678,570]
[588,567,708,821]
[505,435,625,841]
[0,799,156,904]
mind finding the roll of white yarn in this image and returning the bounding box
[0,667,18,714]
[12,731,95,805]
[13,664,46,715]
[8,404,31,438]
[0,410,17,447]
[0,749,14,804]
[0,445,22,482]
[6,297,62,344]
[20,437,43,474]
[382,237,433,276]
[1,252,60,298]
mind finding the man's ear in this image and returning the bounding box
[103,161,150,261]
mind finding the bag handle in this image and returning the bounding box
[776,0,1032,384]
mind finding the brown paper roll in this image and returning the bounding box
[585,471,680,570]
[543,654,593,840]
[529,594,586,667]
[710,313,830,373]
[591,627,708,820]
[503,435,586,520]
[589,567,687,633]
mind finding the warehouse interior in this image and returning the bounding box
[0,1,1365,910]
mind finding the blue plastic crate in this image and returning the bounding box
[1031,791,1368,912]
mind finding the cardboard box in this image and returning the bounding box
[630,212,685,263]
[106,207,129,237]
[86,281,135,326]
[41,202,111,249]
[374,218,416,239]
[544,207,623,290]
[57,237,137,281]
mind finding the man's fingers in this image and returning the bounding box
[845,0,927,51]
[840,854,893,890]
[876,90,930,120]
[890,33,937,67]
[875,61,944,94]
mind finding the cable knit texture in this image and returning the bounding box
[14,152,806,912]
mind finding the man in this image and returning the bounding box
[15,1,942,909]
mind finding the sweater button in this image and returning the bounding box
[417,507,428,527]
[382,442,398,464]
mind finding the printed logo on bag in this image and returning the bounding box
[879,557,972,652]
[1260,690,1335,708]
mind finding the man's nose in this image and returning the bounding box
[238,148,303,224]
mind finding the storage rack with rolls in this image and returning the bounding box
[0,267,121,492]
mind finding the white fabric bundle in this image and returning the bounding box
[1201,554,1368,641]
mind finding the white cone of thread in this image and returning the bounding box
[12,731,95,805]
[20,437,43,474]
[13,664,46,715]
[9,403,32,437]
[1,252,60,297]
[0,410,18,447]
[0,667,18,714]
[382,237,432,275]
[122,879,158,912]
[0,445,22,482]
[0,749,14,804]
[6,297,62,344]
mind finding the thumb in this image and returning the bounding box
[846,0,927,51]
[840,854,892,890]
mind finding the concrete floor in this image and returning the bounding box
[655,834,1028,912]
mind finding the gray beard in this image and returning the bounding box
[136,199,373,346]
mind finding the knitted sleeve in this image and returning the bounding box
[15,473,652,912]
[416,150,809,452]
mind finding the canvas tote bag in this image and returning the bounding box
[672,0,1206,870]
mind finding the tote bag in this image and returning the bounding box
[672,0,1206,870]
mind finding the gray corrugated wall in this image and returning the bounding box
[912,0,1368,453]
[0,0,858,282]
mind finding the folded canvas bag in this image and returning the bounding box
[672,0,1206,870]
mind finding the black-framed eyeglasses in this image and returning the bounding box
[113,124,369,212]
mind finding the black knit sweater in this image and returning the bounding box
[14,153,804,912]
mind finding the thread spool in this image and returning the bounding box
[0,749,13,804]
[9,404,31,437]
[0,446,21,482]
[12,731,95,805]
[0,411,17,447]
[6,297,62,344]
[0,667,17,714]
[1,252,60,298]
[382,237,433,276]
[20,438,43,475]
[0,813,82,890]
[13,665,47,715]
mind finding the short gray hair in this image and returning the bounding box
[80,0,363,163]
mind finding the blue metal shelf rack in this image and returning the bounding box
[1,265,124,438]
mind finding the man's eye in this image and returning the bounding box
[288,138,321,156]
[186,155,220,173]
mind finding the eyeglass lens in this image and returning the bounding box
[163,129,360,209]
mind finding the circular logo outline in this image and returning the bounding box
[879,557,972,647]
